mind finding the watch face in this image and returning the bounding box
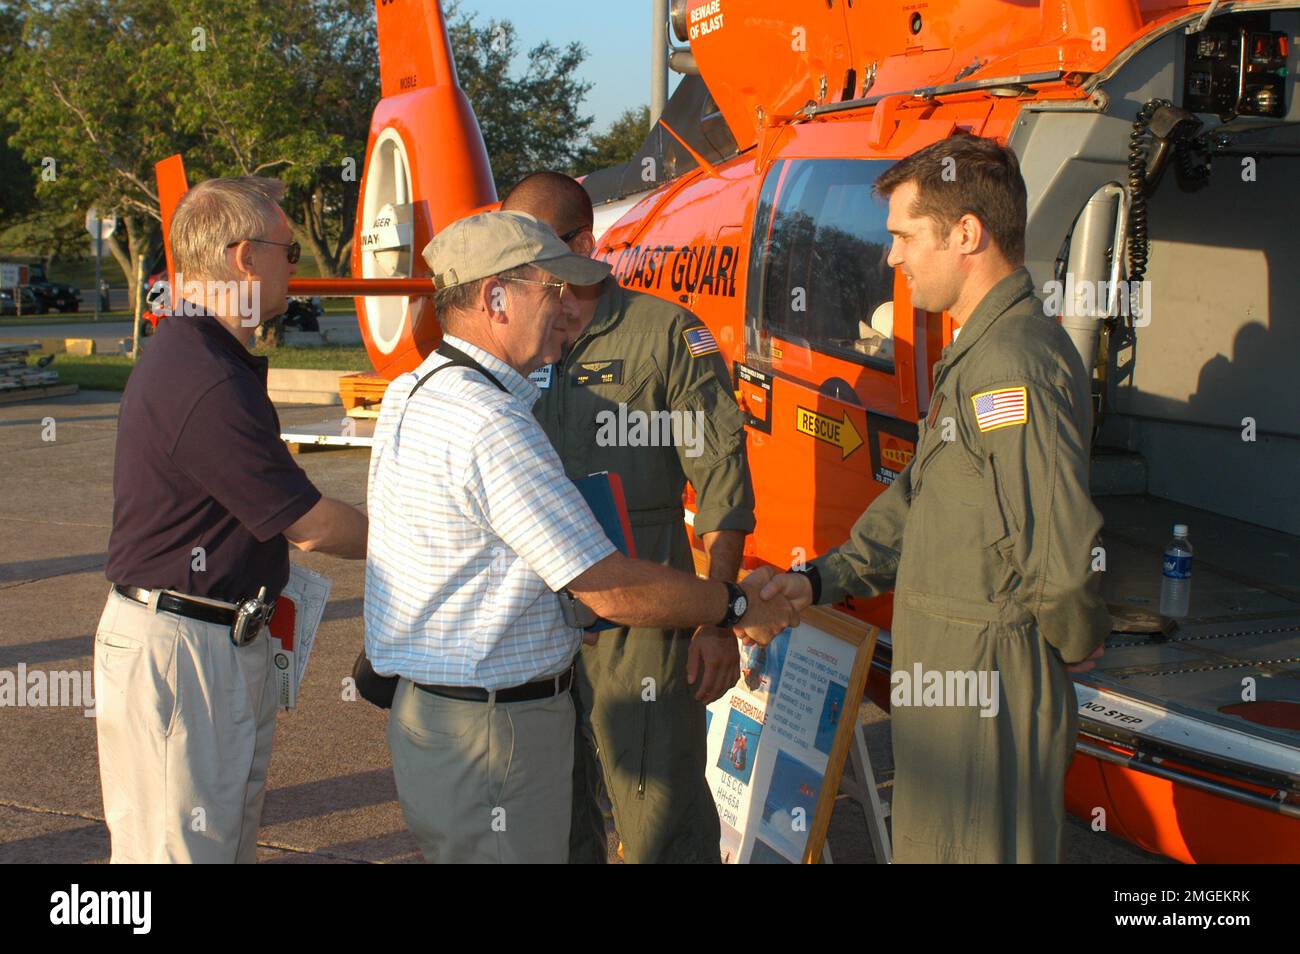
[734,594,748,618]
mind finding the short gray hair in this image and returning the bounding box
[171,176,287,281]
[434,264,537,331]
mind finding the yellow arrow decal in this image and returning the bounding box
[794,406,863,460]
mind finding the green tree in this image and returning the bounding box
[582,105,651,173]
[3,0,377,295]
[3,0,183,300]
[446,3,593,193]
[158,0,378,277]
[4,0,610,293]
[0,4,38,229]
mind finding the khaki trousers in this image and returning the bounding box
[93,587,278,863]
[387,676,574,863]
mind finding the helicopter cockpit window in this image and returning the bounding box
[746,159,895,373]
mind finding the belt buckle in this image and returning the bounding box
[230,586,273,647]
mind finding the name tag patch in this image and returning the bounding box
[571,359,623,387]
[926,392,944,428]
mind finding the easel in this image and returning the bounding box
[698,553,895,864]
[800,604,893,864]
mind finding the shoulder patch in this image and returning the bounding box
[971,386,1027,432]
[682,325,719,357]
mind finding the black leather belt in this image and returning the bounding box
[113,584,238,627]
[416,667,574,703]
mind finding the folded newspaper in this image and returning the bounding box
[267,563,332,710]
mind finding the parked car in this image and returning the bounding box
[282,296,323,332]
[0,287,45,316]
[23,263,80,313]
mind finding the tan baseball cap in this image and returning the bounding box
[422,210,611,290]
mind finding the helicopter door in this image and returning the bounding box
[737,158,919,565]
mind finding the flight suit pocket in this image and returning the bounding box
[981,467,1011,548]
[890,610,999,862]
[908,433,947,497]
[678,373,744,467]
[610,361,658,409]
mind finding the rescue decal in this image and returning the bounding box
[608,243,739,298]
[571,359,624,387]
[972,386,1027,432]
[795,406,863,461]
[682,326,719,357]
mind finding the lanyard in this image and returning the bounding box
[408,341,509,398]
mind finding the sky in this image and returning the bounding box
[454,1,684,133]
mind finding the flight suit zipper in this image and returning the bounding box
[558,330,596,460]
[637,702,652,799]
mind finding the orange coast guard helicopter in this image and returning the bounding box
[156,0,1300,863]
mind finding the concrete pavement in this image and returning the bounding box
[0,389,1165,864]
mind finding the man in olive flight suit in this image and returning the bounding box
[755,134,1109,863]
[504,172,755,863]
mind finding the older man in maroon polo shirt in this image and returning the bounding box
[97,176,367,863]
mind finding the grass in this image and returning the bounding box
[0,311,136,326]
[40,354,135,391]
[34,345,372,392]
[254,344,372,370]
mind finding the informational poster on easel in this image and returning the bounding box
[705,606,877,863]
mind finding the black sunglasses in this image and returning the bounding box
[227,237,301,264]
[559,225,588,243]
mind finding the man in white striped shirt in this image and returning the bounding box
[365,211,797,863]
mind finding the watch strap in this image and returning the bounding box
[718,580,746,628]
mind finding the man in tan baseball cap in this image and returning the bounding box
[421,210,610,375]
[364,210,801,862]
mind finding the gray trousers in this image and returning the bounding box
[93,587,278,863]
[387,676,575,863]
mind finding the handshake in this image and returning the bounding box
[731,567,816,645]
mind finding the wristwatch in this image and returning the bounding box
[717,581,748,628]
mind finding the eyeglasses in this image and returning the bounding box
[558,226,587,243]
[497,275,568,301]
[226,237,301,264]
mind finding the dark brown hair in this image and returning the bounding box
[874,133,1026,265]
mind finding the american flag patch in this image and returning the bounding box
[971,387,1028,432]
[682,326,719,357]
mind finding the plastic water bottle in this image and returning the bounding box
[1159,524,1193,618]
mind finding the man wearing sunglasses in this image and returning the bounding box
[98,176,368,863]
[504,172,755,864]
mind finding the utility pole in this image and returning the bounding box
[651,0,668,127]
[85,208,116,322]
[131,254,144,360]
